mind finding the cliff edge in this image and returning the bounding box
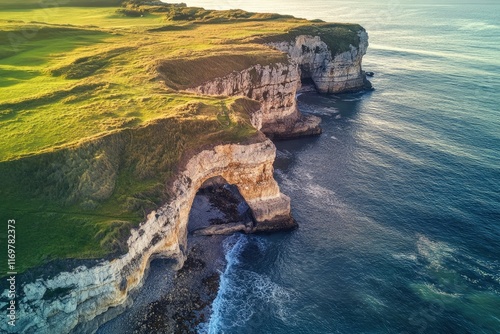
[2,136,292,334]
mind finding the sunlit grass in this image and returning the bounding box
[0,5,162,27]
[0,14,311,160]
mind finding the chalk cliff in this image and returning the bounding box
[268,30,371,93]
[0,136,294,334]
[187,30,371,139]
[187,62,322,139]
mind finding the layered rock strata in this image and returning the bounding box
[187,62,322,139]
[187,31,371,138]
[268,30,372,93]
[0,30,371,334]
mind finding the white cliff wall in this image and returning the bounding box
[188,63,300,127]
[187,62,321,138]
[0,138,292,334]
[187,31,370,136]
[268,30,370,93]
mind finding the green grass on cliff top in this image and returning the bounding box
[0,1,363,274]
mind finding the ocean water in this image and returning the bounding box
[183,1,500,333]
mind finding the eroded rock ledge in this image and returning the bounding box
[269,30,372,93]
[187,62,322,139]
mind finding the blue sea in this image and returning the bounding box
[184,1,500,333]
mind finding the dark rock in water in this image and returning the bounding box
[363,75,374,91]
[254,216,298,232]
[192,222,247,236]
[100,181,294,333]
[365,71,374,77]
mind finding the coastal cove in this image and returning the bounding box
[99,0,500,330]
[0,1,374,333]
[183,1,500,333]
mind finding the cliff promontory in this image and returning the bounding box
[185,61,322,139]
[0,2,370,333]
[268,30,372,93]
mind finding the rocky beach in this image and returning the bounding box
[98,184,255,333]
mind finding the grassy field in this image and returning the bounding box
[0,0,123,9]
[0,1,363,274]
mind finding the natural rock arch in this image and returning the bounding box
[172,139,297,260]
[10,139,296,334]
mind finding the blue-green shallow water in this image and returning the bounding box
[191,1,500,333]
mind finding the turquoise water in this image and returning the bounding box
[186,1,500,333]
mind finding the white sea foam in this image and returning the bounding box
[276,149,293,159]
[458,21,500,31]
[200,234,247,334]
[253,236,268,253]
[304,183,336,207]
[392,253,417,262]
[416,282,463,299]
[416,234,456,269]
[364,294,388,310]
[305,183,335,199]
[415,234,500,294]
[307,106,340,116]
[343,97,363,102]
[456,252,500,285]
[201,235,295,333]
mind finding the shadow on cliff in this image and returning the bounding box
[187,176,255,236]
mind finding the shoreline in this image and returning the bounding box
[97,186,253,333]
[97,235,227,334]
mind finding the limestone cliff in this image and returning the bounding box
[0,136,294,334]
[268,30,371,93]
[187,62,322,139]
[187,31,371,138]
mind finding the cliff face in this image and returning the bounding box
[187,31,370,138]
[268,30,371,93]
[187,62,322,139]
[0,137,294,334]
[189,63,299,128]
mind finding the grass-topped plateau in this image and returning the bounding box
[0,0,363,274]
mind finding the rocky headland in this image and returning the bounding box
[0,5,371,333]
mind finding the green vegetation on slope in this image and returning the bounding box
[158,53,288,90]
[0,2,364,274]
[0,97,259,272]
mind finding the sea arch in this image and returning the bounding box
[166,138,296,264]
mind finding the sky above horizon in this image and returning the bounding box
[174,0,499,5]
[179,0,499,22]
